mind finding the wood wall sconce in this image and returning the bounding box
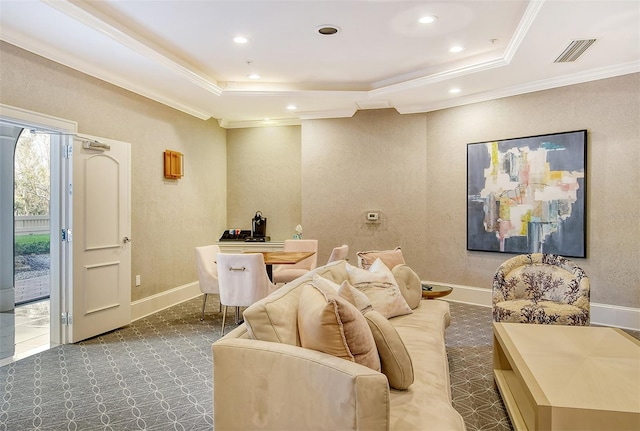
[164,150,184,179]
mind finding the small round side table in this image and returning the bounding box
[421,283,453,299]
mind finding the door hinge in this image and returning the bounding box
[63,144,73,159]
[61,312,73,325]
[61,228,73,242]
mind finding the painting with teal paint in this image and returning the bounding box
[467,130,587,258]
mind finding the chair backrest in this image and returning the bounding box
[216,253,273,307]
[195,245,221,294]
[282,239,318,270]
[327,244,349,264]
[492,253,590,307]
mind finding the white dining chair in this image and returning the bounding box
[216,253,277,335]
[194,245,221,321]
[327,244,349,264]
[272,239,318,284]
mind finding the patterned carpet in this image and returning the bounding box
[5,295,616,431]
[1,297,221,431]
[446,302,513,431]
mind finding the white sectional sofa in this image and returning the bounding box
[212,259,466,430]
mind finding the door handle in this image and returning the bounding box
[123,236,132,244]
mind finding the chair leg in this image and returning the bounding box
[221,305,228,336]
[235,306,240,324]
[201,294,208,321]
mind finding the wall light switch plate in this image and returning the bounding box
[135,275,141,286]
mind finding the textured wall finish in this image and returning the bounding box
[227,126,301,240]
[301,74,639,309]
[302,110,428,267]
[0,42,227,301]
[2,39,637,311]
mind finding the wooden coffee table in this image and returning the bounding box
[493,322,640,430]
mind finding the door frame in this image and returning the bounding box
[0,103,77,345]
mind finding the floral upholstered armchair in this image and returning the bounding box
[492,253,590,326]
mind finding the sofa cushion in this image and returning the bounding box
[364,310,414,390]
[243,260,349,346]
[313,275,373,313]
[494,299,588,325]
[298,282,381,371]
[347,259,413,319]
[388,300,466,430]
[357,247,405,270]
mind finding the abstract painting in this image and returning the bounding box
[467,130,587,258]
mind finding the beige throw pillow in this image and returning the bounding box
[298,282,381,372]
[364,310,414,390]
[312,275,373,313]
[346,259,413,319]
[357,247,405,270]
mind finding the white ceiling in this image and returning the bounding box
[1,0,639,128]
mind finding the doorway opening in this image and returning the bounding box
[0,106,71,367]
[14,129,51,359]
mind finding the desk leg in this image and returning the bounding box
[266,264,273,282]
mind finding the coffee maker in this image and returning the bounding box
[248,211,269,242]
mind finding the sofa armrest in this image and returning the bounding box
[213,337,390,431]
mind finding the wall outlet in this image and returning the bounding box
[366,212,379,221]
[135,275,141,286]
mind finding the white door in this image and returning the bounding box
[68,135,131,343]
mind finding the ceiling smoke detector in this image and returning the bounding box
[554,39,597,63]
[317,25,340,36]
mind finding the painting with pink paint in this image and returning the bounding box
[467,130,587,258]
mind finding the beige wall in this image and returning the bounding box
[0,42,227,301]
[303,74,639,309]
[2,39,638,311]
[302,111,428,267]
[227,126,301,240]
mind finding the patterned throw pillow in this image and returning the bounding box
[297,281,381,371]
[346,259,413,319]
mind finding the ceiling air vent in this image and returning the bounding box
[554,39,597,63]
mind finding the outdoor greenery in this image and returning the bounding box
[14,130,50,216]
[15,234,50,255]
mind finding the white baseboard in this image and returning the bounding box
[131,281,640,331]
[423,281,640,331]
[131,282,202,322]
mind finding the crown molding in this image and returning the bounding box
[503,0,545,63]
[44,0,223,96]
[296,108,358,120]
[0,31,212,121]
[218,117,302,129]
[395,61,640,115]
[371,57,509,96]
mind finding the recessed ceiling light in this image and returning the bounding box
[286,105,297,111]
[233,36,248,44]
[247,73,261,80]
[449,88,461,94]
[449,46,464,53]
[419,15,438,24]
[316,25,340,36]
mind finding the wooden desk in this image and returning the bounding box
[493,322,640,430]
[246,251,315,281]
